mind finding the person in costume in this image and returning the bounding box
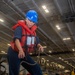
[7,10,44,75]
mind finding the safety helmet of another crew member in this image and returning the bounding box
[25,10,38,24]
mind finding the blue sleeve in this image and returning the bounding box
[13,26,22,41]
[36,36,40,45]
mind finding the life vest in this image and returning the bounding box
[10,20,37,53]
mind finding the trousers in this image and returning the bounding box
[7,47,43,75]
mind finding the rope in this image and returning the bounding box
[20,50,52,66]
[19,50,51,73]
[20,50,41,66]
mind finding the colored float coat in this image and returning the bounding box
[10,20,37,52]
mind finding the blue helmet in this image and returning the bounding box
[25,10,38,23]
